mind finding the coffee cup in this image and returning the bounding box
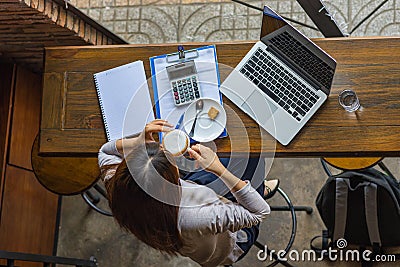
[162,129,190,156]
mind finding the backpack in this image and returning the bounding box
[314,168,400,250]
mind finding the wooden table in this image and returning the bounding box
[40,37,400,158]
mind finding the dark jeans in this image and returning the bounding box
[183,157,265,261]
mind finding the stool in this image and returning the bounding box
[31,135,112,216]
[322,157,382,171]
[321,157,395,179]
[252,187,313,267]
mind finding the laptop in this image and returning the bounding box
[220,5,336,145]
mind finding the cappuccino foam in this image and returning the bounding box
[162,130,189,156]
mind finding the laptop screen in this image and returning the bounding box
[259,5,336,92]
[260,6,288,38]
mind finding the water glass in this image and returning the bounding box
[338,89,360,112]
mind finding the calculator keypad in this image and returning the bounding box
[172,76,201,106]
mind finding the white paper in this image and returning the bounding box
[94,61,154,141]
[152,46,220,126]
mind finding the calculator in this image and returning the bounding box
[166,60,201,106]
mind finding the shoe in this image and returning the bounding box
[264,179,280,199]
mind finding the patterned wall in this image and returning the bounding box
[69,0,400,44]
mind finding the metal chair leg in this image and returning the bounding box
[81,183,112,217]
[377,161,397,181]
[83,190,100,204]
[320,158,333,176]
[93,184,108,198]
[271,206,313,214]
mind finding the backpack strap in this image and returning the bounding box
[364,183,382,246]
[352,169,400,215]
[333,178,348,241]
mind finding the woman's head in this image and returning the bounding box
[105,141,182,254]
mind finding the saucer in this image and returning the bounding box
[183,98,226,142]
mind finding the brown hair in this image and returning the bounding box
[105,142,183,254]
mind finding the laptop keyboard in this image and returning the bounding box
[270,31,335,89]
[240,48,320,122]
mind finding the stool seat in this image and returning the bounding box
[31,135,99,195]
[322,157,383,171]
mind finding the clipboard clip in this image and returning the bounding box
[166,45,199,63]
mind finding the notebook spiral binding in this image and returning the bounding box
[93,75,111,141]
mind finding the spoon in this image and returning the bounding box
[189,99,204,138]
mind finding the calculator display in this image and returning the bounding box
[167,61,196,80]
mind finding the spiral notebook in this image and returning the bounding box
[94,61,154,141]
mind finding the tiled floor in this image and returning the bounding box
[57,1,400,266]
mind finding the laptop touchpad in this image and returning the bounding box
[241,91,278,124]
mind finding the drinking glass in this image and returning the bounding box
[338,89,360,112]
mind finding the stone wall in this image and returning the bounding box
[69,0,400,44]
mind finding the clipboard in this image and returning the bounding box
[149,45,227,141]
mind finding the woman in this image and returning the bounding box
[98,120,278,266]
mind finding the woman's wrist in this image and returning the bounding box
[217,168,247,192]
[116,135,141,154]
[211,159,226,176]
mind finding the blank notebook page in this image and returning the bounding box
[94,61,154,141]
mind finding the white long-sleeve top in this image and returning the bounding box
[98,140,270,266]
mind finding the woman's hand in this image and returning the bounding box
[188,144,226,176]
[116,119,173,154]
[142,119,173,142]
[189,144,247,192]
